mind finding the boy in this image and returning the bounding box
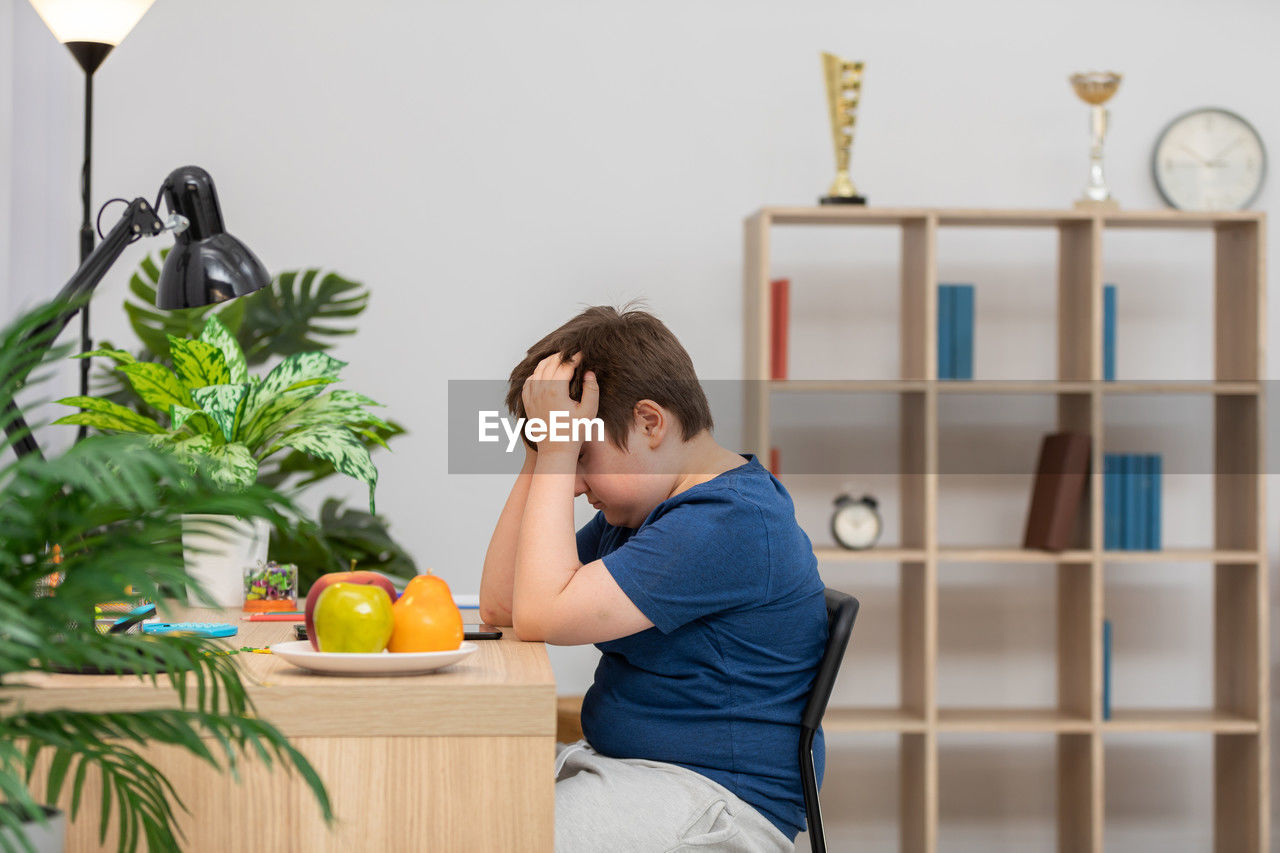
[480,305,827,852]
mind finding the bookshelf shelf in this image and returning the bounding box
[1102,709,1260,734]
[743,206,1267,852]
[770,379,927,393]
[936,547,1092,563]
[1102,549,1261,563]
[815,547,927,563]
[936,708,1093,733]
[1101,380,1260,395]
[824,707,930,733]
[767,379,1260,395]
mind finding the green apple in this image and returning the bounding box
[313,582,394,653]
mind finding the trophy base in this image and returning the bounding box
[820,195,867,205]
[1073,197,1119,211]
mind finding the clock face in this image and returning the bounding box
[1153,108,1266,211]
[833,501,881,549]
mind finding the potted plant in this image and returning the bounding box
[0,301,332,852]
[103,256,416,594]
[54,315,389,605]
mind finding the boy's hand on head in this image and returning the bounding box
[521,352,598,452]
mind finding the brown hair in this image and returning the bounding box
[505,304,713,450]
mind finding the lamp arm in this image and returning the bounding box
[4,197,165,461]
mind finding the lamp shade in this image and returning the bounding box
[155,166,270,310]
[28,0,155,46]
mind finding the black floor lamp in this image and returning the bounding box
[28,0,158,435]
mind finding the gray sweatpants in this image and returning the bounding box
[554,740,795,853]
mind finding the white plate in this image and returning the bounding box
[269,640,478,676]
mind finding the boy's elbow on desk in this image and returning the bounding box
[479,600,513,628]
[511,608,574,644]
[510,613,545,643]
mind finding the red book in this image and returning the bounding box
[770,278,790,380]
[770,447,781,476]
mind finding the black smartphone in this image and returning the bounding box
[293,623,503,641]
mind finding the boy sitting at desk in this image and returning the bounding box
[480,305,827,852]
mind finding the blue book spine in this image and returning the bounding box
[1139,455,1153,549]
[1124,454,1140,551]
[938,285,954,380]
[1114,454,1126,550]
[1104,454,1118,549]
[1103,285,1117,381]
[1117,455,1129,550]
[954,285,974,380]
[1102,619,1112,720]
[1151,454,1162,550]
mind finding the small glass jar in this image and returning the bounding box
[242,561,299,612]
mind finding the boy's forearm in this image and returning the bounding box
[512,448,581,638]
[478,449,538,626]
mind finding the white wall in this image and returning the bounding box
[4,0,1278,849]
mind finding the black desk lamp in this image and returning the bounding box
[4,165,270,461]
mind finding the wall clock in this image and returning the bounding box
[1152,107,1266,211]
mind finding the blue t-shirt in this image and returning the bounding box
[576,454,827,840]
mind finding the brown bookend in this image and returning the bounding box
[1023,432,1091,551]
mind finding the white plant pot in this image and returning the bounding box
[0,805,65,853]
[182,514,270,608]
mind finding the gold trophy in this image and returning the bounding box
[820,52,866,205]
[1069,71,1122,209]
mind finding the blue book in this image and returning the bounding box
[1118,455,1129,550]
[1141,455,1152,548]
[1124,454,1140,550]
[954,285,975,380]
[1104,454,1119,549]
[1102,619,1112,720]
[1151,454,1162,550]
[1103,284,1117,381]
[1116,455,1128,550]
[1137,455,1153,549]
[938,285,954,380]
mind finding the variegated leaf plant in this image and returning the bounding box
[55,316,387,511]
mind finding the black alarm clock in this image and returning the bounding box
[831,494,882,550]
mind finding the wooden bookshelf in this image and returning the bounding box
[742,206,1268,852]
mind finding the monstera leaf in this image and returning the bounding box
[271,498,416,596]
[237,269,368,364]
[122,255,366,368]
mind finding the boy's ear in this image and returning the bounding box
[633,400,667,446]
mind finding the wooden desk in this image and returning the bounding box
[13,607,556,852]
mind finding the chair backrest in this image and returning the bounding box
[799,588,859,853]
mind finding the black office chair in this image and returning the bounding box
[799,588,859,853]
